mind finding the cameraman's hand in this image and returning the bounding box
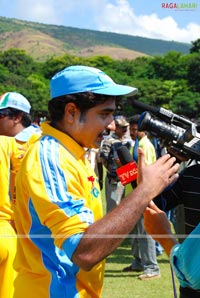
[137,148,179,200]
[143,201,177,255]
[144,201,172,238]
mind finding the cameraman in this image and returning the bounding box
[133,101,200,296]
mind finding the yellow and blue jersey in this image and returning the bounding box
[11,125,41,204]
[0,136,21,221]
[0,136,22,298]
[14,122,104,298]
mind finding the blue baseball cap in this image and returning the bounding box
[0,92,31,113]
[50,65,138,99]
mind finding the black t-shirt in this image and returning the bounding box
[154,162,200,235]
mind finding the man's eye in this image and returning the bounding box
[100,113,109,118]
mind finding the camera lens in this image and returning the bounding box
[138,112,185,144]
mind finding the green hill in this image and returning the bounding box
[0,16,191,61]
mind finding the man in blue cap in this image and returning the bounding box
[13,65,179,298]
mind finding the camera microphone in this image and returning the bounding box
[131,99,179,122]
[116,146,137,187]
[131,99,159,115]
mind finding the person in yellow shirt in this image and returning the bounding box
[0,136,23,298]
[0,91,41,196]
[14,65,179,298]
[0,92,40,298]
[122,114,160,280]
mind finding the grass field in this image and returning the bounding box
[102,238,179,298]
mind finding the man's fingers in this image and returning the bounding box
[168,172,179,184]
[137,147,145,169]
[156,154,180,182]
[154,153,172,165]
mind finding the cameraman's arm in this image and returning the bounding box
[144,202,200,289]
[144,201,177,255]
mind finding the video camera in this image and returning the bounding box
[131,99,200,161]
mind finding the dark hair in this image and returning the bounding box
[48,92,115,123]
[0,108,31,127]
[129,114,141,125]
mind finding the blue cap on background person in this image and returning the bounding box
[0,92,31,113]
[50,65,138,99]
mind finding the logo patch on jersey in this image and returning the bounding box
[87,176,100,198]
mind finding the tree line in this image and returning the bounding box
[0,38,199,120]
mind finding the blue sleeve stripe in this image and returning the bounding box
[39,136,79,217]
[39,136,94,223]
[62,233,83,260]
[41,137,68,200]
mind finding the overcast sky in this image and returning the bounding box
[0,0,199,43]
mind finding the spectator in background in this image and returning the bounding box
[13,65,179,298]
[0,92,41,298]
[122,115,160,280]
[0,91,41,143]
[147,136,164,256]
[0,92,41,197]
[100,117,132,212]
[0,136,27,298]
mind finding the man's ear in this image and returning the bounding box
[64,102,78,123]
[13,113,22,124]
